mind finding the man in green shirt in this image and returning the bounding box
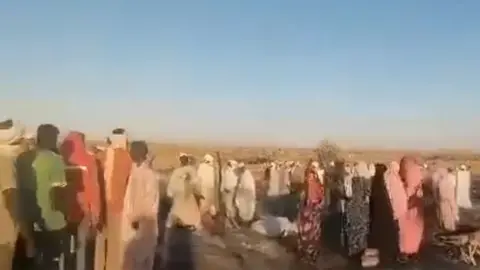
[31,124,68,270]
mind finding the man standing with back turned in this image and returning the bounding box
[103,128,132,270]
[31,124,69,270]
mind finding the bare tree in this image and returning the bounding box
[314,139,342,168]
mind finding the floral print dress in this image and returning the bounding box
[344,177,371,256]
[297,168,324,266]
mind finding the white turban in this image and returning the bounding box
[203,154,214,163]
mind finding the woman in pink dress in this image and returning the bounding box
[397,156,425,263]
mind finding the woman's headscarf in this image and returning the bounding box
[384,160,407,220]
[374,163,387,178]
[304,162,324,203]
[399,156,423,195]
[353,161,371,179]
[389,161,400,174]
[60,132,90,167]
[60,131,100,222]
[311,161,325,184]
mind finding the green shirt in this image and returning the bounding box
[32,150,67,231]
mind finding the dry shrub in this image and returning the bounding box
[314,139,343,167]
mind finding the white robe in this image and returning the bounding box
[166,166,201,228]
[196,162,217,214]
[447,172,457,196]
[235,169,256,222]
[221,167,238,218]
[121,163,160,270]
[456,170,472,209]
[267,167,282,197]
[437,173,458,230]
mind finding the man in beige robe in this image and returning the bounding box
[166,153,201,229]
[0,120,25,269]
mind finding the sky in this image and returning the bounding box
[1,1,480,149]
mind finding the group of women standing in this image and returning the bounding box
[297,156,427,268]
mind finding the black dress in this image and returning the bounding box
[369,164,399,265]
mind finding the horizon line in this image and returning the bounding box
[83,136,480,154]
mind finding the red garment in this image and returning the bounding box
[305,168,324,203]
[60,131,100,224]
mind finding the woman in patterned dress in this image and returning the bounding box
[297,161,325,266]
[343,161,371,262]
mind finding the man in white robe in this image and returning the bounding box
[121,141,161,270]
[166,153,201,229]
[221,160,239,227]
[267,162,282,197]
[234,162,256,223]
[289,161,303,186]
[196,154,217,216]
[456,164,472,209]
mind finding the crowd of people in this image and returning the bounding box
[0,120,260,270]
[0,118,475,270]
[0,121,165,270]
[289,157,473,268]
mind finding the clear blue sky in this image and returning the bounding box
[1,1,479,149]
